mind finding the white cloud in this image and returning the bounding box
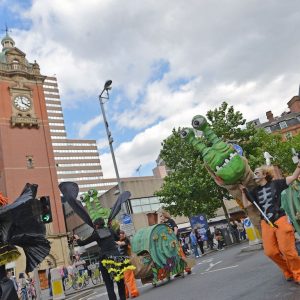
[5,1,300,177]
[76,115,102,138]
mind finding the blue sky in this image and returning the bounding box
[1,0,300,178]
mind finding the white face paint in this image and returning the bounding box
[253,168,265,183]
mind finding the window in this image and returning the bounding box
[279,121,288,129]
[26,155,34,169]
[130,197,162,213]
[285,132,293,139]
[264,127,271,133]
[12,59,20,70]
[46,103,61,107]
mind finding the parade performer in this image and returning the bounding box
[180,115,261,232]
[159,210,192,275]
[131,223,187,287]
[80,189,111,223]
[281,179,300,235]
[0,184,51,300]
[59,182,133,300]
[241,165,300,284]
[117,230,139,298]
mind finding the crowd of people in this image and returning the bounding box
[179,219,248,258]
[4,271,36,300]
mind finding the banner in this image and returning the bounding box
[189,214,208,241]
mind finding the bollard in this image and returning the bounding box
[50,268,65,300]
[243,217,261,245]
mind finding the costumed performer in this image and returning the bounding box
[281,178,300,236]
[241,165,300,284]
[0,184,51,300]
[160,210,192,275]
[59,182,133,300]
[117,230,139,298]
[74,218,128,300]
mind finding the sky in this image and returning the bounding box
[1,0,300,178]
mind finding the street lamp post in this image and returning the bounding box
[99,80,128,214]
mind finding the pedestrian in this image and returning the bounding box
[241,164,300,284]
[74,217,126,300]
[184,234,191,254]
[181,234,190,255]
[47,264,52,297]
[237,220,246,240]
[0,267,18,300]
[229,219,240,243]
[189,229,200,258]
[195,229,205,255]
[116,230,139,298]
[60,266,68,291]
[160,210,192,275]
[206,228,214,250]
[72,253,86,276]
[215,228,224,250]
[27,278,36,300]
[6,271,18,293]
[18,272,28,300]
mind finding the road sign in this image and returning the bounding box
[243,218,251,228]
[122,214,132,224]
[232,143,243,156]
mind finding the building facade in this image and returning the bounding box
[0,33,69,278]
[250,93,300,141]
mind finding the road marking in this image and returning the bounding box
[201,265,239,274]
[205,260,222,271]
[197,258,214,265]
[67,291,95,300]
[86,292,107,299]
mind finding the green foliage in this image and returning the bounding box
[156,101,300,218]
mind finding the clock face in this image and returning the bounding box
[14,96,32,111]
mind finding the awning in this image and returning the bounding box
[177,222,191,229]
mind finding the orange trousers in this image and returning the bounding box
[179,246,191,273]
[261,216,300,282]
[124,269,139,298]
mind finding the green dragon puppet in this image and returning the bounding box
[80,189,111,224]
[180,115,261,232]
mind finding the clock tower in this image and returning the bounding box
[0,33,68,272]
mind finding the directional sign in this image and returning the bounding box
[243,218,252,228]
[232,143,243,156]
[122,214,132,224]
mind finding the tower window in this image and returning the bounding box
[26,156,34,169]
[12,59,19,70]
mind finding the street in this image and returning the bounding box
[65,243,300,300]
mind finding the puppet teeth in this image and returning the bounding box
[216,166,220,171]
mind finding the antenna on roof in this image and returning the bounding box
[135,165,142,176]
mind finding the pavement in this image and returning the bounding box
[41,281,104,300]
[41,239,255,300]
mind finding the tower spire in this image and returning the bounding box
[1,25,15,50]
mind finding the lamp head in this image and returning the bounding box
[104,80,112,90]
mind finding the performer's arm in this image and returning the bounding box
[239,185,253,208]
[74,232,96,246]
[286,163,300,185]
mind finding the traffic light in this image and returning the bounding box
[40,196,53,223]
